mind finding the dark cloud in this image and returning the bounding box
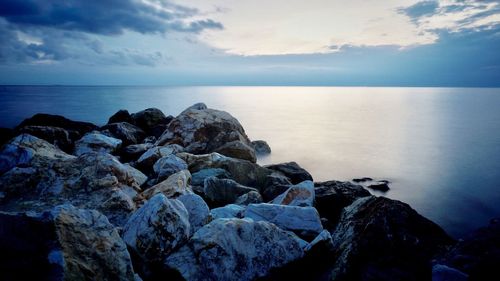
[398,1,439,20]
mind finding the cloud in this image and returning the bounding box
[399,1,439,20]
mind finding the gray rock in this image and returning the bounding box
[101,122,146,146]
[0,205,136,281]
[177,193,210,234]
[136,145,183,174]
[271,180,315,207]
[331,196,454,281]
[164,218,304,281]
[17,125,73,152]
[123,194,190,265]
[210,204,246,219]
[141,170,192,200]
[252,140,271,155]
[265,161,313,184]
[121,143,154,162]
[245,203,323,239]
[74,131,122,156]
[180,102,207,114]
[152,154,188,181]
[156,104,256,162]
[235,191,263,205]
[203,177,259,206]
[191,168,231,186]
[16,113,98,141]
[131,108,168,133]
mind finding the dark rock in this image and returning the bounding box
[331,196,454,281]
[191,168,231,187]
[203,177,259,207]
[0,127,15,147]
[235,191,264,205]
[265,162,313,184]
[214,140,257,163]
[17,125,73,153]
[261,172,293,201]
[135,145,183,175]
[0,205,136,281]
[101,122,146,146]
[367,182,390,192]
[131,108,168,133]
[149,115,174,138]
[314,180,371,229]
[16,113,98,141]
[352,177,373,183]
[252,140,271,155]
[107,109,132,124]
[121,143,154,162]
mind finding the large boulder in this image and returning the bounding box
[245,203,323,239]
[177,193,211,234]
[17,125,73,152]
[265,161,313,184]
[191,168,231,187]
[330,196,454,281]
[210,204,246,219]
[73,132,122,156]
[16,113,98,141]
[130,108,168,133]
[153,154,188,182]
[122,194,190,276]
[164,218,304,281]
[156,103,256,162]
[0,205,136,281]
[314,180,371,228]
[108,109,133,124]
[271,180,315,207]
[101,122,146,146]
[203,177,259,207]
[141,170,192,200]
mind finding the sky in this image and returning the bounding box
[0,0,499,86]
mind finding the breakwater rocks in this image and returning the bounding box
[0,104,497,281]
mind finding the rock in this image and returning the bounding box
[153,154,188,182]
[235,191,263,205]
[141,170,192,200]
[271,180,315,207]
[121,143,154,162]
[101,122,146,146]
[331,196,454,281]
[261,172,293,201]
[203,177,259,207]
[74,131,122,156]
[211,204,246,219]
[164,218,304,281]
[122,194,190,275]
[265,161,313,184]
[0,205,136,281]
[191,168,231,187]
[305,229,334,252]
[314,180,371,228]
[180,102,207,114]
[16,113,98,141]
[252,140,271,155]
[143,136,157,143]
[108,109,132,124]
[17,125,73,152]
[0,127,15,146]
[156,104,256,162]
[136,145,183,175]
[178,152,272,189]
[177,193,210,234]
[432,264,468,281]
[131,108,168,133]
[244,203,323,239]
[352,177,373,183]
[367,181,390,192]
[435,217,500,280]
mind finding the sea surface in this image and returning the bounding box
[1,85,500,237]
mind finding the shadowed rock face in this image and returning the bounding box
[101,122,146,146]
[16,113,98,141]
[265,162,313,184]
[130,108,169,134]
[17,126,73,153]
[331,196,455,281]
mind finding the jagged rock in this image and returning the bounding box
[136,145,184,174]
[271,180,315,207]
[261,172,293,201]
[180,102,207,114]
[121,143,154,162]
[265,161,313,184]
[0,205,136,281]
[235,191,263,205]
[153,154,188,182]
[191,168,231,187]
[131,108,168,133]
[16,113,98,141]
[203,177,259,206]
[178,152,272,189]
[122,194,190,275]
[331,196,454,281]
[108,109,132,124]
[211,204,246,219]
[314,180,371,228]
[101,122,146,146]
[156,104,256,162]
[177,193,210,234]
[164,218,304,281]
[252,140,271,155]
[141,170,192,200]
[17,125,73,152]
[74,132,122,156]
[245,203,323,239]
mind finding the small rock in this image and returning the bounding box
[271,180,315,207]
[74,132,122,156]
[352,177,373,183]
[141,170,192,200]
[235,191,263,205]
[136,145,183,174]
[251,140,271,155]
[367,181,390,192]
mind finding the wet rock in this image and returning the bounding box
[164,218,304,281]
[191,168,231,187]
[177,193,210,234]
[245,203,323,239]
[211,204,246,219]
[252,140,271,155]
[264,161,313,184]
[131,108,168,133]
[17,125,73,152]
[153,154,188,182]
[235,191,263,205]
[108,109,132,124]
[271,180,315,207]
[203,177,259,207]
[101,122,146,146]
[0,205,136,281]
[141,170,192,200]
[74,132,122,156]
[16,113,98,141]
[367,181,390,192]
[314,180,371,228]
[156,104,256,162]
[331,196,454,281]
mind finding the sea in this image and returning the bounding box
[1,85,500,238]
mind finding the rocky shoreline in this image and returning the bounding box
[0,103,497,281]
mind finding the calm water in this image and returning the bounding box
[1,86,500,237]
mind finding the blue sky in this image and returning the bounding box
[0,0,499,86]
